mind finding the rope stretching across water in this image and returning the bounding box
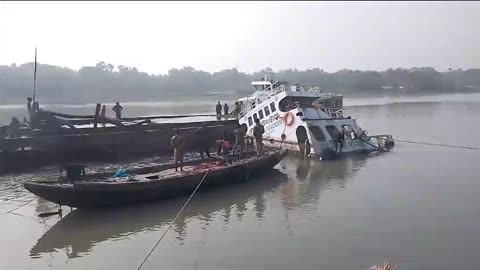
[4,197,37,214]
[136,169,210,270]
[396,139,480,150]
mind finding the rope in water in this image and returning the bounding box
[358,137,379,150]
[136,169,210,270]
[396,139,480,150]
[5,197,37,214]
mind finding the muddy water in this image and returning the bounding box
[1,94,480,269]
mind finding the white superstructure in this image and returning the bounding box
[236,75,394,159]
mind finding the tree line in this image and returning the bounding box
[1,62,479,103]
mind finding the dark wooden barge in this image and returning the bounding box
[0,108,237,173]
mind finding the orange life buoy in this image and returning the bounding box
[283,112,294,126]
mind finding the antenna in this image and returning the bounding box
[33,47,37,102]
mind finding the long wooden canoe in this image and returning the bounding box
[24,149,287,209]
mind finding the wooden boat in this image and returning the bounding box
[24,149,288,209]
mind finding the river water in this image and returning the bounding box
[1,93,480,269]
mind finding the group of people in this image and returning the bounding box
[170,119,265,172]
[215,101,243,118]
[216,101,229,115]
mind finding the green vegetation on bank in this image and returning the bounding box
[1,62,479,103]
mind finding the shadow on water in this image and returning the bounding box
[29,169,289,259]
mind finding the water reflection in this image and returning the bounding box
[30,170,288,259]
[278,154,370,210]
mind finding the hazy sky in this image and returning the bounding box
[0,1,479,74]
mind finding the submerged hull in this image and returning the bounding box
[24,150,287,209]
[262,136,394,160]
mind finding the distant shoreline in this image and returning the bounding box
[2,89,479,106]
[2,91,480,107]
[2,63,479,105]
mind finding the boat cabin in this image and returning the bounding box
[252,80,274,91]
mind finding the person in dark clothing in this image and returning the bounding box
[30,101,41,129]
[233,123,246,158]
[336,128,346,153]
[233,102,241,117]
[223,103,229,115]
[171,128,185,172]
[215,101,222,120]
[27,97,32,121]
[253,118,265,155]
[112,102,123,119]
[216,101,222,114]
[195,122,211,159]
[9,117,21,138]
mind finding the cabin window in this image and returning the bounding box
[258,109,264,120]
[270,102,276,112]
[253,113,259,122]
[264,106,271,116]
[248,117,253,127]
[310,125,326,141]
[326,125,340,140]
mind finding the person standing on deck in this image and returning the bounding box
[234,102,242,117]
[233,123,246,158]
[27,97,32,122]
[216,101,222,114]
[224,103,229,115]
[336,128,346,153]
[253,118,265,155]
[195,122,211,159]
[216,101,222,120]
[9,117,21,138]
[30,101,41,129]
[112,101,123,119]
[171,128,185,172]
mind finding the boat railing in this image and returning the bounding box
[305,86,321,92]
[334,109,344,118]
[272,84,286,95]
[238,84,286,118]
[237,83,325,118]
[323,108,345,119]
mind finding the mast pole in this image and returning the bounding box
[33,47,37,102]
